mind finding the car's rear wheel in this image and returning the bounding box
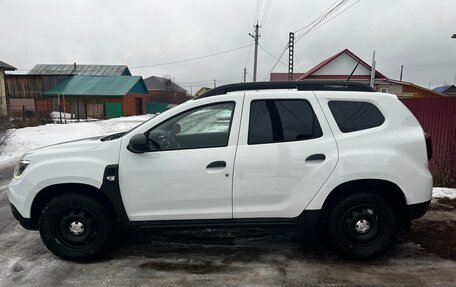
[328,193,397,258]
[39,194,114,261]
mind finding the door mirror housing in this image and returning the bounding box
[127,133,148,153]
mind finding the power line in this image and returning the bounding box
[262,43,289,80]
[130,44,253,69]
[177,75,242,86]
[295,53,304,71]
[258,44,288,68]
[254,0,262,24]
[262,0,361,79]
[295,0,351,43]
[294,0,341,33]
[260,0,272,28]
[309,0,361,33]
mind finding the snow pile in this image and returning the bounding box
[433,187,456,199]
[0,115,154,164]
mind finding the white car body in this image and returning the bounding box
[8,81,433,259]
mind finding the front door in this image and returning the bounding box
[119,97,243,221]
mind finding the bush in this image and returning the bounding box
[10,111,53,129]
[0,116,13,151]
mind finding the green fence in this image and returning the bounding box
[105,102,123,119]
[146,102,168,114]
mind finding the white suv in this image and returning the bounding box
[8,81,433,261]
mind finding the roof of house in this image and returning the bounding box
[270,73,306,81]
[293,49,387,81]
[385,79,445,96]
[43,75,147,97]
[433,85,455,93]
[194,87,212,96]
[29,64,131,76]
[143,76,187,93]
[0,61,17,71]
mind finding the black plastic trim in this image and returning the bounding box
[99,164,131,230]
[408,200,431,220]
[130,210,320,231]
[10,202,33,230]
[196,81,375,99]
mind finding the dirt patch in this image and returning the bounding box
[430,198,456,211]
[408,220,456,260]
[139,260,228,274]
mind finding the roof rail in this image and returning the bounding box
[196,80,375,99]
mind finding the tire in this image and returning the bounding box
[327,193,397,259]
[39,194,115,261]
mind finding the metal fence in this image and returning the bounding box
[401,97,456,185]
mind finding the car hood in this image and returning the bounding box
[22,136,103,159]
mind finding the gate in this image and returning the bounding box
[105,102,123,119]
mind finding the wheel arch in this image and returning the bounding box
[319,179,410,228]
[30,183,117,230]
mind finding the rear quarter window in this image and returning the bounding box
[328,101,385,133]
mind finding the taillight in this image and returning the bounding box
[424,133,432,161]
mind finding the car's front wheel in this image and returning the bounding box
[39,194,114,261]
[328,193,397,258]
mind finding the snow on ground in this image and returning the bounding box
[433,187,456,199]
[0,115,154,165]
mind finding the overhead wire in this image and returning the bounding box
[130,44,253,69]
[259,44,288,68]
[260,0,272,28]
[262,0,360,79]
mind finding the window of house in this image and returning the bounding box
[248,99,322,145]
[328,101,385,133]
[146,102,235,151]
[380,88,389,93]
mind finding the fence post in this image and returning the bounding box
[85,100,88,122]
[76,98,80,122]
[59,104,63,124]
[22,105,26,122]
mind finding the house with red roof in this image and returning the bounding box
[270,49,444,98]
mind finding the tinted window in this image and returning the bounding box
[147,102,235,151]
[328,101,385,133]
[248,99,322,145]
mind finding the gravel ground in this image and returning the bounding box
[1,163,455,287]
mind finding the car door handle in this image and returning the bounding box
[306,153,326,161]
[206,161,226,168]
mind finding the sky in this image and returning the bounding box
[1,0,455,91]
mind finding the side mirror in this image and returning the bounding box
[127,133,148,153]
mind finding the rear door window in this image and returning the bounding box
[248,99,322,145]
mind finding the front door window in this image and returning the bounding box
[146,102,235,151]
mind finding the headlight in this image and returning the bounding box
[14,160,30,179]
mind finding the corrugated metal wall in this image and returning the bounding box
[401,97,456,181]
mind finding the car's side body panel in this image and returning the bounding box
[306,92,433,210]
[8,138,121,218]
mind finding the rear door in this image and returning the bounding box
[233,91,338,218]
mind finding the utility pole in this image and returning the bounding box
[243,67,247,83]
[288,32,295,81]
[370,50,376,88]
[249,22,261,82]
[213,79,216,88]
[400,65,404,81]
